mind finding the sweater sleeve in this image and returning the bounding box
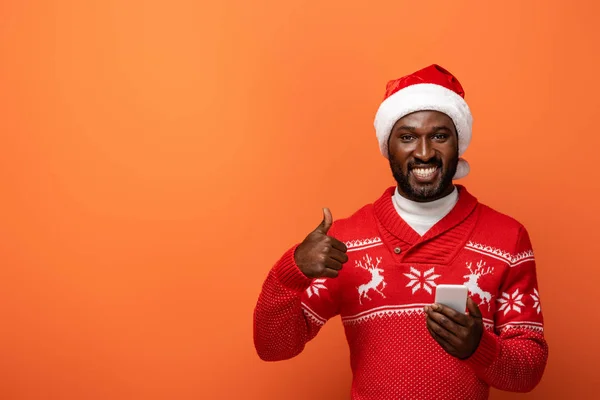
[253,236,341,361]
[462,226,549,392]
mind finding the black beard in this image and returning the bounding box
[389,157,458,202]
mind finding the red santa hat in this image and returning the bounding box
[374,64,473,179]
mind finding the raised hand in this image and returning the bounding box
[294,208,349,278]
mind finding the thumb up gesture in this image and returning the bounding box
[294,208,349,278]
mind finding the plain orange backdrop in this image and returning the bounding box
[1,1,599,399]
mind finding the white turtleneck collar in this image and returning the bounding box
[392,186,459,236]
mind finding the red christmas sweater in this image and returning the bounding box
[254,186,548,399]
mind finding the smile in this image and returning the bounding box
[411,167,440,182]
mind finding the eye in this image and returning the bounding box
[432,133,449,141]
[399,134,415,142]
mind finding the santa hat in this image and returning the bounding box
[373,64,473,179]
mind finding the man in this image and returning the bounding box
[253,64,548,399]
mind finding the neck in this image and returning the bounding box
[392,186,459,235]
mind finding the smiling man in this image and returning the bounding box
[253,65,548,399]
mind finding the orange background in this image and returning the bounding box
[1,1,598,399]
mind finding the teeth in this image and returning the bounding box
[412,167,437,178]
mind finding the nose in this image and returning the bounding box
[414,137,435,162]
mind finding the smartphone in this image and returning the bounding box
[434,284,468,313]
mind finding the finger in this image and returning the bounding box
[427,316,461,349]
[321,267,339,279]
[426,315,454,341]
[426,320,452,348]
[326,247,349,264]
[431,303,469,327]
[467,297,482,319]
[315,208,333,234]
[426,317,459,351]
[329,236,348,253]
[426,307,463,337]
[324,258,343,271]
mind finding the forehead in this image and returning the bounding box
[392,110,456,132]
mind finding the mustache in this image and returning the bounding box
[408,159,443,170]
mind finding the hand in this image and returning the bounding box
[294,208,348,279]
[424,297,484,359]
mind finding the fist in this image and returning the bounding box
[294,208,349,278]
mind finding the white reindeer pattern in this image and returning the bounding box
[356,254,386,305]
[463,260,494,311]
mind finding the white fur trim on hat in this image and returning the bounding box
[454,158,470,180]
[374,83,473,179]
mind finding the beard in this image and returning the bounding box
[389,156,458,202]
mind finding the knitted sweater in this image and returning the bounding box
[253,186,548,399]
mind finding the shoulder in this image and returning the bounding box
[330,186,395,232]
[327,191,386,246]
[330,203,378,241]
[471,199,534,253]
[457,185,524,233]
[477,202,526,233]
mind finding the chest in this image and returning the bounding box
[337,245,507,321]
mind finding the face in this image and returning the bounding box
[388,110,459,202]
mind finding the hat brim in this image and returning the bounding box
[374,83,473,159]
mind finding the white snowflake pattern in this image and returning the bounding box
[306,278,327,298]
[497,289,525,316]
[530,288,541,314]
[404,267,441,294]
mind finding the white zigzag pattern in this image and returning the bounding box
[339,306,545,334]
[307,301,543,334]
[301,303,326,326]
[497,321,544,334]
[345,237,383,252]
[465,241,535,266]
[303,310,325,326]
[341,305,495,330]
[502,325,543,333]
[342,307,423,325]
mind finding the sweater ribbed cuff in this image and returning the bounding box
[273,245,313,293]
[462,330,499,372]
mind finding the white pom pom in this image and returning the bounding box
[453,158,470,180]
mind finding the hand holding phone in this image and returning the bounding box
[425,288,484,360]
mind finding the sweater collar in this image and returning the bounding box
[374,185,478,245]
[392,186,459,222]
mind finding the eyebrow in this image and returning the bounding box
[394,125,452,133]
